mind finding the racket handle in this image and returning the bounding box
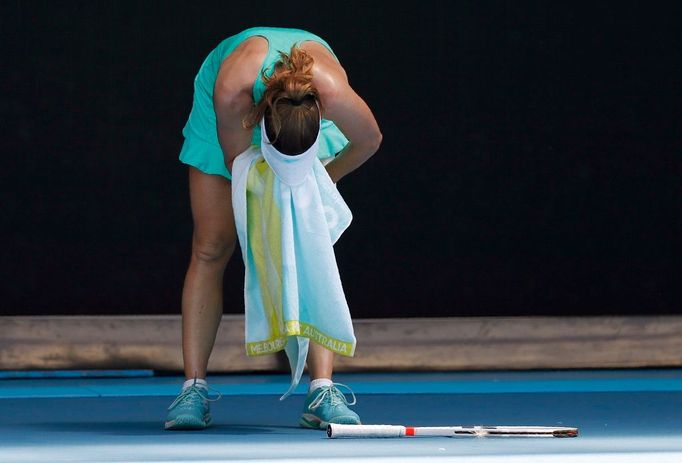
[327,424,406,438]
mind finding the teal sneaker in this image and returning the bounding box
[164,380,222,430]
[299,383,361,429]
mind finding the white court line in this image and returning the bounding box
[134,455,682,463]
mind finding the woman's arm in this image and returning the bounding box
[213,38,267,171]
[307,43,383,183]
[213,86,253,172]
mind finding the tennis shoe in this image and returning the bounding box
[300,383,361,429]
[164,379,222,430]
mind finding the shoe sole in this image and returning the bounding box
[299,413,327,430]
[164,413,212,430]
[299,413,361,430]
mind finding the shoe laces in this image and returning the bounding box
[309,383,357,410]
[167,377,222,410]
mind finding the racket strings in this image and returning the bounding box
[309,383,357,410]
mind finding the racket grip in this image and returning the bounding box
[327,424,406,438]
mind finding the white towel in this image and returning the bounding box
[231,119,356,400]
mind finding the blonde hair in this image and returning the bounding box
[243,45,321,155]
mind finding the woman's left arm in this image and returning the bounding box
[310,47,382,183]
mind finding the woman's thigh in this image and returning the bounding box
[188,166,236,261]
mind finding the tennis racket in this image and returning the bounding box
[327,423,579,438]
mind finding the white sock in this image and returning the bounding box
[309,378,333,393]
[183,377,208,390]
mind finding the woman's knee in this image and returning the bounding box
[186,166,237,266]
[191,235,236,265]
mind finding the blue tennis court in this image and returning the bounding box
[2,368,681,462]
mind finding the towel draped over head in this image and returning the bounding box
[231,118,356,400]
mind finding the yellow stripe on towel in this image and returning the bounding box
[247,321,355,357]
[247,159,284,339]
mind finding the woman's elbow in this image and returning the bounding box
[214,84,251,115]
[368,128,383,155]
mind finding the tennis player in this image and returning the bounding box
[164,26,382,430]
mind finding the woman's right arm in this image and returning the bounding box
[213,39,267,171]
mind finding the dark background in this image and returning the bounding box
[1,1,680,317]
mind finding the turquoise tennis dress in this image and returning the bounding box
[178,27,349,180]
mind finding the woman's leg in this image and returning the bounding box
[307,341,335,381]
[181,167,237,380]
[301,342,361,428]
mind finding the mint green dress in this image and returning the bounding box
[178,27,349,180]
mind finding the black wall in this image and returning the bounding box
[2,1,680,317]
